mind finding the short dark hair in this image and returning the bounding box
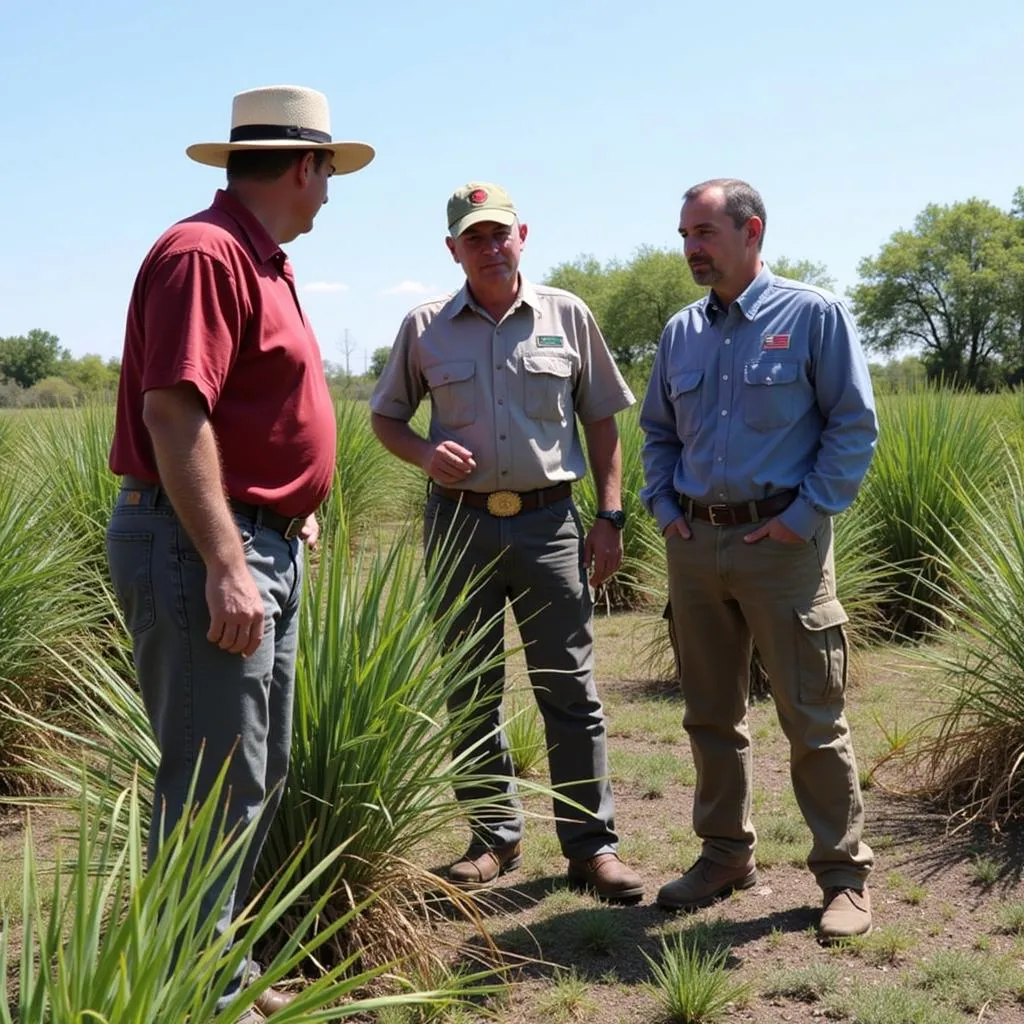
[684,178,766,250]
[226,148,330,183]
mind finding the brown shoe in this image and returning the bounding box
[235,1011,266,1024]
[447,841,522,885]
[818,886,872,942]
[245,961,297,1017]
[252,987,297,1016]
[657,856,757,912]
[567,853,644,903]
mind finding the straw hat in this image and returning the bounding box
[186,84,374,175]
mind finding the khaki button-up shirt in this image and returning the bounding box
[371,277,634,493]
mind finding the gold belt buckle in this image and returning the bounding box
[486,491,523,517]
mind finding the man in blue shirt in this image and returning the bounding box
[640,178,877,942]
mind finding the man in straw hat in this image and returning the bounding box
[107,85,373,1020]
[370,182,643,903]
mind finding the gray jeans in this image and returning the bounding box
[106,482,303,1005]
[424,493,618,860]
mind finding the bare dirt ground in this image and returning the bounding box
[421,626,1024,1023]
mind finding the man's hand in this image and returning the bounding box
[744,517,804,545]
[663,516,692,540]
[422,440,476,484]
[206,561,265,657]
[300,513,320,549]
[584,517,623,589]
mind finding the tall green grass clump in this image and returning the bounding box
[319,399,405,542]
[0,477,103,791]
[859,387,1007,638]
[882,455,1024,827]
[12,403,118,568]
[1,766,493,1023]
[575,405,665,611]
[256,492,559,966]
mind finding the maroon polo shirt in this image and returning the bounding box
[109,190,337,518]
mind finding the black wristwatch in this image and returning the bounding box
[596,509,626,530]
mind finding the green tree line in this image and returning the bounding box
[0,329,120,407]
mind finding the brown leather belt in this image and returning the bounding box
[683,489,797,527]
[120,476,307,540]
[430,481,572,517]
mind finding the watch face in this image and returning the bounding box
[599,510,626,529]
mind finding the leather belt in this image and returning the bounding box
[430,481,572,517]
[120,476,307,540]
[683,489,797,527]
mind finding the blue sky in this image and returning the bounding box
[2,0,1022,372]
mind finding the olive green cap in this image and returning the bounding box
[446,181,517,237]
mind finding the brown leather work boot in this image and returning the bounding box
[656,856,757,912]
[447,841,522,885]
[567,853,644,903]
[818,885,872,942]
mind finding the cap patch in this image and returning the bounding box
[469,188,488,205]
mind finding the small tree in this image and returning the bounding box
[369,346,391,379]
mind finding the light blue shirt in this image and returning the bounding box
[639,265,878,540]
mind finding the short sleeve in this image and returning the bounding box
[141,250,243,412]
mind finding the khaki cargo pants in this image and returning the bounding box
[665,515,872,891]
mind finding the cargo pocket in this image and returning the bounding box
[523,352,574,422]
[424,361,477,427]
[795,598,848,704]
[668,369,704,439]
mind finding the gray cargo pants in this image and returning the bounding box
[424,492,618,860]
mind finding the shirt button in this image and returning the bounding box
[498,399,504,405]
[718,492,726,498]
[496,364,503,370]
[717,457,724,463]
[724,338,732,345]
[721,409,728,416]
[499,434,506,440]
[765,377,773,385]
[722,374,729,381]
[501,469,508,476]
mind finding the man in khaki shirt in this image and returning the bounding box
[370,182,642,902]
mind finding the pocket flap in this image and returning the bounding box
[744,360,799,386]
[522,352,573,378]
[796,598,849,632]
[424,360,475,388]
[669,369,704,397]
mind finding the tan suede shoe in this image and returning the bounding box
[656,856,757,912]
[448,841,522,885]
[818,886,872,942]
[567,853,644,903]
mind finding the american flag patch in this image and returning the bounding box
[762,333,791,350]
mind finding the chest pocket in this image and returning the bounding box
[522,352,574,423]
[424,361,476,428]
[669,369,704,440]
[742,359,801,432]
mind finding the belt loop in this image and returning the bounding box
[686,496,694,521]
[748,500,759,522]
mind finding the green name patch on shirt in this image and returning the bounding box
[536,335,564,348]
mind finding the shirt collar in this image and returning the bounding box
[211,189,284,266]
[704,263,774,322]
[447,274,541,321]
